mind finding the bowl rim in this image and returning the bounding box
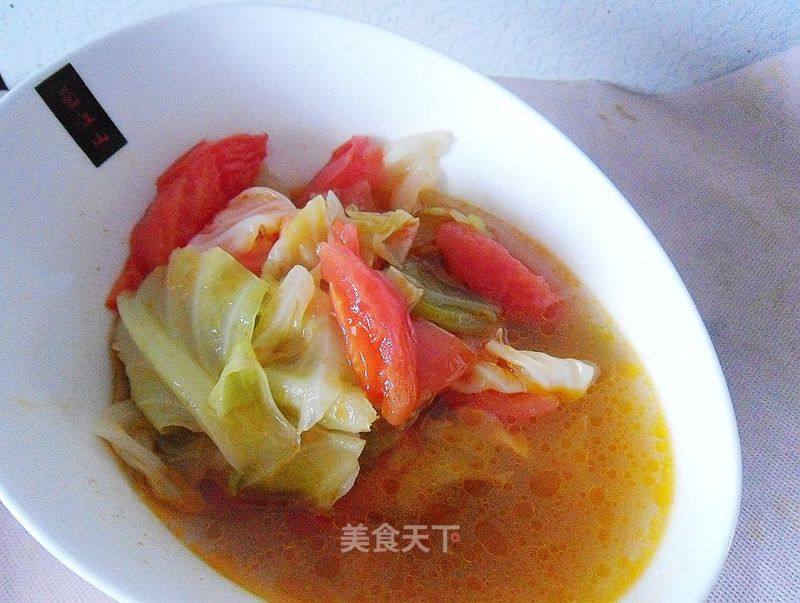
[0,2,742,601]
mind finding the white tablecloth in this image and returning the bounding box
[2,0,800,93]
[1,45,798,603]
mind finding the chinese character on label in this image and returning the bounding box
[80,111,96,128]
[58,85,80,110]
[92,132,110,148]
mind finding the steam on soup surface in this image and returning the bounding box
[100,132,672,601]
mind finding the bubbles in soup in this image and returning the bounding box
[116,195,672,601]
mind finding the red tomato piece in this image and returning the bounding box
[209,133,269,201]
[440,390,560,422]
[319,239,419,426]
[106,134,268,310]
[296,136,386,209]
[156,134,268,201]
[107,146,222,309]
[235,232,280,275]
[169,143,225,245]
[335,181,375,211]
[105,257,144,311]
[436,221,560,322]
[331,219,360,255]
[155,140,210,191]
[413,317,476,403]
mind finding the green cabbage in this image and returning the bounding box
[263,293,377,434]
[162,247,268,374]
[252,264,315,360]
[400,260,499,334]
[318,394,378,434]
[94,400,203,513]
[383,132,452,212]
[256,427,365,508]
[382,266,424,307]
[344,206,419,266]
[207,341,299,484]
[484,340,596,398]
[112,322,201,432]
[262,193,344,278]
[117,292,215,420]
[252,264,376,434]
[450,359,525,394]
[116,247,298,484]
[112,244,375,508]
[451,338,597,399]
[188,187,295,255]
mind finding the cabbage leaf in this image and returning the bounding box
[382,266,424,307]
[485,340,596,398]
[451,359,526,394]
[188,187,295,255]
[263,292,377,434]
[116,247,298,484]
[112,322,201,432]
[252,264,315,360]
[161,247,268,374]
[383,131,452,212]
[207,340,299,484]
[263,193,344,278]
[452,338,596,398]
[400,260,498,334]
[94,400,204,513]
[345,206,419,266]
[256,427,365,509]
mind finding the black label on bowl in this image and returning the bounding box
[35,63,126,167]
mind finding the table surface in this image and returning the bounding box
[2,0,800,93]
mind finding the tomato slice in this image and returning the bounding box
[108,146,222,309]
[435,221,560,322]
[156,140,209,191]
[234,232,280,274]
[440,390,559,422]
[296,136,386,210]
[209,133,269,201]
[413,317,475,403]
[331,219,360,255]
[105,257,144,310]
[319,237,418,426]
[107,134,268,310]
[157,134,267,201]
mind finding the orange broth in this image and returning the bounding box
[115,192,673,601]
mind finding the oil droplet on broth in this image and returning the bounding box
[531,469,563,498]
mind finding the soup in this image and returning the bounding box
[99,132,672,601]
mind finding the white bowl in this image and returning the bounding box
[0,5,740,601]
